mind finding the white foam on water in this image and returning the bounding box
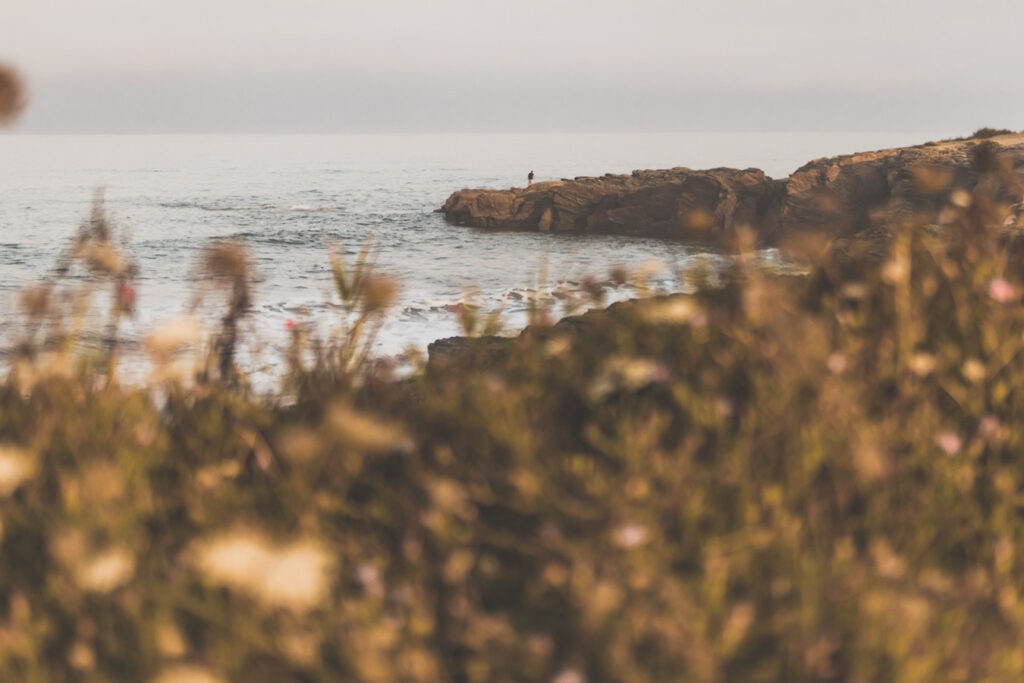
[0,131,943,385]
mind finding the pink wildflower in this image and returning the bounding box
[118,284,136,306]
[988,279,1016,303]
[979,415,1002,438]
[936,432,962,456]
[614,523,649,549]
[827,353,848,375]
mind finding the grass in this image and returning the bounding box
[4,137,1024,682]
[922,127,1018,146]
[971,127,1016,139]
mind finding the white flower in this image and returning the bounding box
[949,189,972,208]
[962,358,986,383]
[146,316,203,361]
[552,670,586,683]
[76,548,135,593]
[908,353,937,377]
[614,523,649,549]
[152,665,225,683]
[195,530,333,612]
[261,542,334,609]
[0,445,32,497]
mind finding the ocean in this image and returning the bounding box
[0,131,945,379]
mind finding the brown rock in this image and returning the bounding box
[441,133,1024,249]
[426,335,512,371]
[442,168,783,244]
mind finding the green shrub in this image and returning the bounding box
[971,127,1015,139]
[921,127,1017,146]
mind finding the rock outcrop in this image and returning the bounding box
[441,134,1024,248]
[442,168,784,243]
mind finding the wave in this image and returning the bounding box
[397,278,638,318]
[158,201,278,212]
[289,205,345,213]
[158,200,345,214]
[220,228,333,249]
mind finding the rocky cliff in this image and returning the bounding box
[441,133,1024,248]
[442,168,783,243]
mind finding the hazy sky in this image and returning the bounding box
[4,0,1023,133]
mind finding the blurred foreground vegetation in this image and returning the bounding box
[7,132,1024,683]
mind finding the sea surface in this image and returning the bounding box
[0,132,946,379]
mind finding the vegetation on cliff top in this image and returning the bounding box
[971,127,1017,139]
[922,127,1019,146]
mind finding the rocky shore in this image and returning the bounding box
[441,133,1024,249]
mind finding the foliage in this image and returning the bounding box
[923,127,1018,146]
[0,63,25,126]
[971,127,1016,139]
[6,155,1024,683]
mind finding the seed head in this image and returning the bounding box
[0,64,26,126]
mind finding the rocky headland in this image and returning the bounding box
[441,133,1024,250]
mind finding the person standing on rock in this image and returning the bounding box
[528,170,535,187]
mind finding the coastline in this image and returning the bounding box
[440,131,1024,252]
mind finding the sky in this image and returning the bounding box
[3,0,1023,133]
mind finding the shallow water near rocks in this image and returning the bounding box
[0,131,945,382]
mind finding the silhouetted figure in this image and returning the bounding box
[528,170,535,186]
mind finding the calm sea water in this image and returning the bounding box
[0,132,944,375]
